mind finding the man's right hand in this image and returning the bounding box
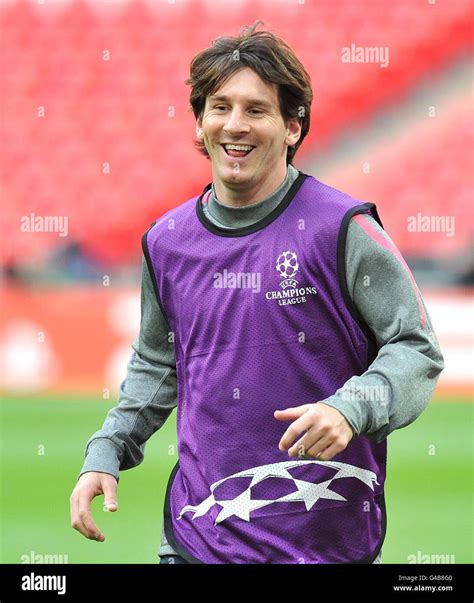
[70,472,118,542]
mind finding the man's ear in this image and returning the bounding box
[285,118,302,148]
[196,116,204,140]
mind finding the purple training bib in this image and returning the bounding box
[143,172,386,564]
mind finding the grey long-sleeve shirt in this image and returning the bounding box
[78,164,444,557]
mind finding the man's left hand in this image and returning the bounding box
[274,403,354,461]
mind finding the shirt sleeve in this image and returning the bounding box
[321,213,445,443]
[78,256,177,482]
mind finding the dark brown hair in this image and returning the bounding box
[186,21,313,165]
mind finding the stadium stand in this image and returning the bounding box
[0,0,472,268]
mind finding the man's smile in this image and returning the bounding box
[221,143,256,158]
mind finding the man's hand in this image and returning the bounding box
[70,472,118,542]
[274,403,354,461]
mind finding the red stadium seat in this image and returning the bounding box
[1,0,472,267]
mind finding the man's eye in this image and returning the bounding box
[215,105,227,111]
[249,109,263,115]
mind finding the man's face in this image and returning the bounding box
[196,67,301,203]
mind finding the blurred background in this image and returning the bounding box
[1,0,472,564]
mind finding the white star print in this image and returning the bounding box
[177,460,378,525]
[276,478,346,511]
[215,489,274,524]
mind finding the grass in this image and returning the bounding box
[1,395,472,564]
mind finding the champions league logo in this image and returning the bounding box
[276,250,299,289]
[265,250,317,306]
[178,460,378,526]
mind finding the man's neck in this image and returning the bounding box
[204,165,299,230]
[212,165,288,208]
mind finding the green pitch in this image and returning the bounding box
[1,395,472,564]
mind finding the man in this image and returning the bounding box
[70,22,444,564]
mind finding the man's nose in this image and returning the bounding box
[223,109,250,135]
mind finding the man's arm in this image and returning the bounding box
[71,257,177,542]
[78,257,177,482]
[316,213,445,442]
[276,213,444,457]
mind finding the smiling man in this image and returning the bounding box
[195,67,301,205]
[71,22,444,564]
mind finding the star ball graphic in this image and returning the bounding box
[276,251,299,280]
[178,460,378,525]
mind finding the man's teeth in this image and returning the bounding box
[224,144,254,151]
